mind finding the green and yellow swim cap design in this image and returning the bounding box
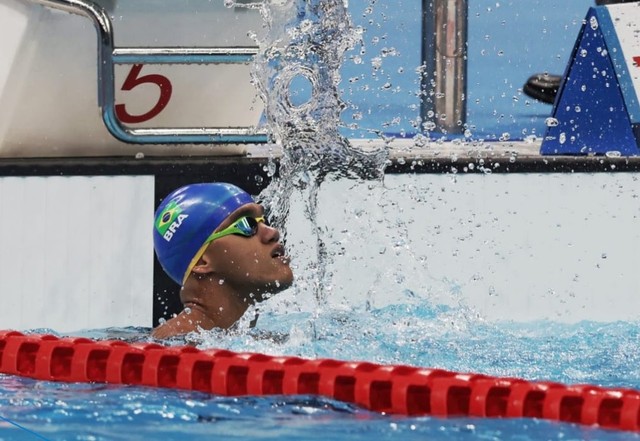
[155,199,183,238]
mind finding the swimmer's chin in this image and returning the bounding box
[254,280,292,300]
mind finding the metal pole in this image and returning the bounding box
[421,0,467,135]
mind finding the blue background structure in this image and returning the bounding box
[340,0,593,140]
[541,7,640,155]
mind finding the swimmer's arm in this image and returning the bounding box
[151,317,190,339]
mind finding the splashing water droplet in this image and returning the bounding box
[559,132,566,144]
[267,158,277,177]
[545,117,559,127]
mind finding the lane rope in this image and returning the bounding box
[0,331,638,431]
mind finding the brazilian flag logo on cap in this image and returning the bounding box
[155,199,182,236]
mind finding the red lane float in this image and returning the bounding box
[0,330,638,431]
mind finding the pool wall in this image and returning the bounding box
[282,172,640,323]
[0,158,272,331]
[1,158,638,331]
[0,175,153,331]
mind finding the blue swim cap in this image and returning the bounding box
[153,183,254,285]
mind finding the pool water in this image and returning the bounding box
[5,376,633,441]
[3,305,640,440]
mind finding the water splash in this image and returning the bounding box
[247,0,356,153]
[240,0,380,160]
[233,0,388,307]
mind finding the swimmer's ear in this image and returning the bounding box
[191,253,215,276]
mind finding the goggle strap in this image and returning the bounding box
[182,240,212,285]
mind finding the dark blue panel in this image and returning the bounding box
[541,8,639,156]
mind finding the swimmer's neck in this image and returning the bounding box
[182,297,248,330]
[151,277,251,339]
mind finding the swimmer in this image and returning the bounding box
[151,183,293,339]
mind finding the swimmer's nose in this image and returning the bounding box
[260,222,280,243]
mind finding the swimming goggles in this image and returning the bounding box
[183,216,265,284]
[208,215,265,243]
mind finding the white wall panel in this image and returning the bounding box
[280,172,640,323]
[0,176,154,332]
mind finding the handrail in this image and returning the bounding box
[26,0,269,145]
[111,48,259,64]
[28,0,466,142]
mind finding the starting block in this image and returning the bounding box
[541,3,640,156]
[0,0,267,157]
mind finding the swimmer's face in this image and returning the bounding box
[204,203,293,301]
